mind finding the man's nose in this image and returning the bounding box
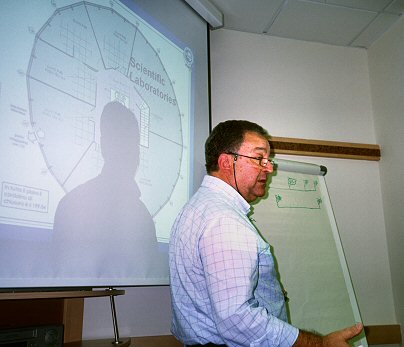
[263,161,274,173]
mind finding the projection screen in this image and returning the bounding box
[0,0,210,288]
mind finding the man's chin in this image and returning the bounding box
[253,188,267,199]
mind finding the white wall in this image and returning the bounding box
[368,16,404,342]
[83,286,172,339]
[82,26,401,344]
[210,28,396,332]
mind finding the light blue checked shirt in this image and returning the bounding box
[169,175,299,346]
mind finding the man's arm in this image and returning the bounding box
[294,323,363,347]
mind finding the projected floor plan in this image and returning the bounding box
[0,0,192,242]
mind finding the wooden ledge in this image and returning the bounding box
[0,290,125,344]
[0,289,125,300]
[269,136,381,161]
[365,324,402,345]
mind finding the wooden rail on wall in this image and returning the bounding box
[365,324,402,345]
[269,136,381,161]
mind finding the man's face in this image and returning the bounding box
[232,131,273,202]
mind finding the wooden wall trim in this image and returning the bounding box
[130,335,182,347]
[269,136,381,161]
[365,324,402,345]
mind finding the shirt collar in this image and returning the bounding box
[201,175,251,215]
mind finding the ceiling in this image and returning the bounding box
[206,0,404,48]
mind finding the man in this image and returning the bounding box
[169,120,363,346]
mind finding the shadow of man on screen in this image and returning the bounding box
[53,101,167,281]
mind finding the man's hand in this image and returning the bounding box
[294,323,364,347]
[323,323,363,347]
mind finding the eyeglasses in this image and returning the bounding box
[226,152,274,167]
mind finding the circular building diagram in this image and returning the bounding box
[26,1,188,218]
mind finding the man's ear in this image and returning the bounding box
[218,153,233,173]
